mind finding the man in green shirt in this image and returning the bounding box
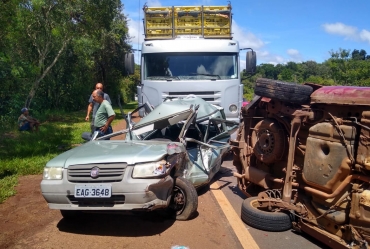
[92,89,116,139]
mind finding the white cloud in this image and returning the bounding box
[240,59,246,71]
[146,0,162,7]
[254,49,303,65]
[322,22,370,45]
[126,18,144,63]
[287,49,299,56]
[127,18,144,46]
[360,29,370,44]
[256,50,286,65]
[322,22,357,39]
[232,21,264,50]
[287,49,302,62]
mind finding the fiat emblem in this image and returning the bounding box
[90,166,100,179]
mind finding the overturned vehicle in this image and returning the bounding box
[41,95,238,220]
[232,78,370,248]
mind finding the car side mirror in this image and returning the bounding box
[246,50,257,74]
[124,53,135,75]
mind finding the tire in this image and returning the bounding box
[168,177,198,221]
[241,197,292,232]
[255,78,313,104]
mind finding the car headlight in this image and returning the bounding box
[132,160,167,178]
[43,167,63,180]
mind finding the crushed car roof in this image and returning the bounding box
[134,96,221,129]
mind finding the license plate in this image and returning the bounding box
[74,184,112,198]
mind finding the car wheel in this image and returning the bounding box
[60,210,81,220]
[251,118,287,164]
[254,78,313,104]
[241,197,292,232]
[169,177,198,221]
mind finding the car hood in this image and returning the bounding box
[46,140,179,168]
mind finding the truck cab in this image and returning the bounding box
[126,4,256,122]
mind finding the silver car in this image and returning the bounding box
[41,96,238,220]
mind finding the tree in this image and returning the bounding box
[278,68,293,81]
[0,1,134,130]
[257,63,278,79]
[286,61,298,72]
[12,0,128,108]
[352,49,367,60]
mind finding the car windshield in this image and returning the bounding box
[144,52,238,80]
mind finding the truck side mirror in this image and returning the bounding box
[124,53,135,75]
[246,50,257,74]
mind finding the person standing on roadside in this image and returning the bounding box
[93,89,115,139]
[85,83,111,134]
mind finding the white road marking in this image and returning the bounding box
[210,181,260,249]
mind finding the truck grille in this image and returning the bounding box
[67,195,125,207]
[166,91,221,103]
[67,163,127,183]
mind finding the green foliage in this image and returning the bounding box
[242,48,370,97]
[120,66,140,104]
[0,1,135,131]
[0,175,18,203]
[249,48,370,90]
[278,68,293,81]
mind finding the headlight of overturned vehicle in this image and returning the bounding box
[43,167,63,180]
[132,160,168,178]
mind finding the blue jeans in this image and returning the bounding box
[95,125,113,140]
[19,123,31,131]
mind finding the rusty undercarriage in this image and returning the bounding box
[232,78,370,249]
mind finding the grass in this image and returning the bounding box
[0,102,137,203]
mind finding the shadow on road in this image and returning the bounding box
[57,211,178,236]
[291,230,331,249]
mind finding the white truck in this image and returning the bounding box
[125,4,256,122]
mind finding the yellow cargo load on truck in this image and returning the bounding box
[143,4,232,40]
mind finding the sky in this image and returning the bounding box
[122,0,370,66]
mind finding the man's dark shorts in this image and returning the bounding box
[19,122,31,131]
[95,126,113,140]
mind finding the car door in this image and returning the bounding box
[199,118,239,179]
[183,118,237,184]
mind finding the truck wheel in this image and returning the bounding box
[241,197,292,232]
[255,78,313,104]
[169,177,198,221]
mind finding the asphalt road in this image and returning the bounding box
[214,153,329,249]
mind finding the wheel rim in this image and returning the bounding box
[250,198,270,212]
[251,118,287,164]
[257,129,275,154]
[172,186,186,215]
[250,198,282,212]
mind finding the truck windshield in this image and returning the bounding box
[144,52,238,80]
